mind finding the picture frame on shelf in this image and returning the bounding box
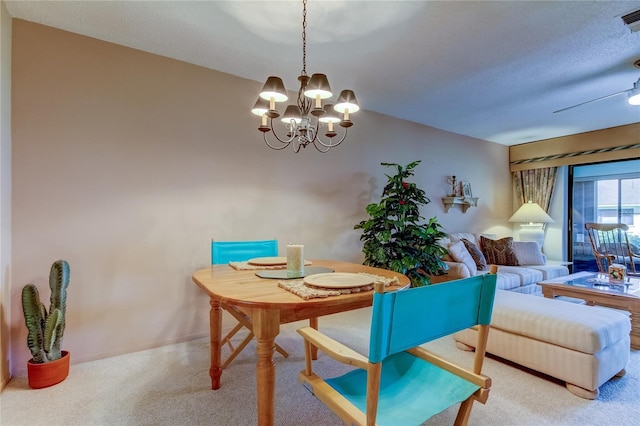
[461,181,473,197]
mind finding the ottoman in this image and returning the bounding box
[454,290,630,399]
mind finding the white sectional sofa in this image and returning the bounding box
[432,232,631,399]
[432,232,570,294]
[454,290,630,399]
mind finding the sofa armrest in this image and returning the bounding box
[429,261,472,283]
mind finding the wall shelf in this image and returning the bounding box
[442,196,478,213]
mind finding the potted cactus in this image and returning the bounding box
[21,259,71,388]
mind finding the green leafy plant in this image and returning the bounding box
[21,260,70,363]
[354,161,448,287]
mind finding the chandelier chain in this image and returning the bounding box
[301,0,307,76]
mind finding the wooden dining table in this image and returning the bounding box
[192,259,410,426]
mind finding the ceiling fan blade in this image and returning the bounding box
[553,88,631,113]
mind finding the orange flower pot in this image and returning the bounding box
[27,351,70,389]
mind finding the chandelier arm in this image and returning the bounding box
[305,116,348,151]
[314,128,349,149]
[263,133,291,151]
[262,117,296,150]
[311,140,333,153]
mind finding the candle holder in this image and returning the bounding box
[446,175,457,197]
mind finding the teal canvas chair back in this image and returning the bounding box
[211,239,278,265]
[369,274,497,363]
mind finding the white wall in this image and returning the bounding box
[9,20,513,377]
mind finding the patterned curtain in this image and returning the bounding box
[512,167,558,222]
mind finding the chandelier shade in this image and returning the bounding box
[253,0,359,153]
[259,76,288,104]
[334,90,360,114]
[281,105,302,124]
[251,97,270,117]
[304,74,333,100]
[319,104,340,123]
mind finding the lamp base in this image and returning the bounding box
[518,224,545,250]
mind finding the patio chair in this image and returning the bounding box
[585,223,639,275]
[211,239,288,368]
[297,269,497,426]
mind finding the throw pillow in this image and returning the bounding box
[447,241,477,276]
[461,238,488,270]
[480,236,519,266]
[512,241,545,265]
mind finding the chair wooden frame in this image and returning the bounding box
[211,239,288,368]
[585,223,639,275]
[297,267,497,426]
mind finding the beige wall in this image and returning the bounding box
[8,20,513,377]
[1,0,12,389]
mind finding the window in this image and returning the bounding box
[569,159,640,272]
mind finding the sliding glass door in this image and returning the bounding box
[570,159,640,272]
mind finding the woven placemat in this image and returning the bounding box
[229,260,312,270]
[278,273,400,300]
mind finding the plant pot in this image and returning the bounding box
[27,351,70,389]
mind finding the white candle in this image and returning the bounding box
[287,244,304,275]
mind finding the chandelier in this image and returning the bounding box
[251,0,359,153]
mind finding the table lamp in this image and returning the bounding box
[508,201,554,249]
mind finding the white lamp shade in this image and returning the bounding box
[629,78,640,106]
[508,201,554,224]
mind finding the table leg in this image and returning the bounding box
[252,308,280,426]
[309,317,318,360]
[209,298,223,390]
[628,309,640,350]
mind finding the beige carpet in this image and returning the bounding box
[1,307,638,425]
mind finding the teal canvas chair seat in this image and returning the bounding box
[211,239,288,368]
[298,269,497,426]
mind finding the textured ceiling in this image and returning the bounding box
[5,0,640,146]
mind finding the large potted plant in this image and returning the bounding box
[21,259,71,389]
[354,161,448,287]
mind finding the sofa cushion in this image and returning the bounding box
[497,265,543,287]
[481,236,519,266]
[494,272,522,291]
[447,241,477,276]
[526,264,570,280]
[461,238,487,271]
[513,241,546,265]
[490,291,631,353]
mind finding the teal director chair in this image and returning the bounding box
[297,269,497,426]
[211,239,289,368]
